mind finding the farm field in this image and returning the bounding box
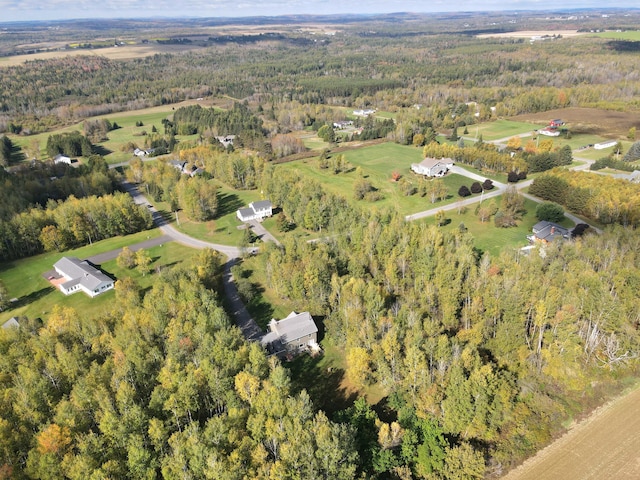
[594,30,640,41]
[470,119,539,141]
[502,384,640,480]
[0,43,205,67]
[510,107,640,139]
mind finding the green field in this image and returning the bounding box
[471,119,539,141]
[9,104,208,165]
[594,30,640,41]
[0,229,200,324]
[281,142,496,217]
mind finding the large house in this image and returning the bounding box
[260,311,319,356]
[411,157,454,177]
[53,257,115,297]
[528,221,571,243]
[237,200,273,222]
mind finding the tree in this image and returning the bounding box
[458,185,471,197]
[628,126,636,141]
[354,178,374,200]
[507,171,520,183]
[536,202,564,222]
[135,248,152,275]
[117,246,137,269]
[482,179,494,190]
[0,280,8,312]
[623,141,640,162]
[506,136,521,151]
[317,125,335,143]
[435,210,446,226]
[470,182,482,194]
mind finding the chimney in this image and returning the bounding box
[550,227,555,234]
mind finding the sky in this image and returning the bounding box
[0,0,638,23]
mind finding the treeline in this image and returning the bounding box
[171,103,266,138]
[46,132,93,159]
[0,192,152,261]
[0,255,358,478]
[256,167,640,475]
[422,142,528,173]
[0,156,119,222]
[530,169,640,226]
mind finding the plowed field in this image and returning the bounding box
[511,108,640,138]
[501,385,640,480]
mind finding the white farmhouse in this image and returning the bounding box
[237,200,273,222]
[411,157,454,177]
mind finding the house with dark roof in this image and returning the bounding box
[260,311,319,357]
[528,221,571,243]
[53,257,115,297]
[411,157,454,177]
[237,200,273,222]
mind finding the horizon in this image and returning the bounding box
[1,1,639,24]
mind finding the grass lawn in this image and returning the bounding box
[472,119,539,141]
[418,196,575,258]
[281,142,498,217]
[0,228,185,324]
[173,182,265,246]
[594,31,640,41]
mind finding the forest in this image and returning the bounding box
[1,8,640,480]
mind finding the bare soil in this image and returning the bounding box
[510,107,640,138]
[501,385,640,480]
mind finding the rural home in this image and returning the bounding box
[411,157,454,177]
[353,109,376,117]
[215,135,236,148]
[260,311,319,356]
[53,154,72,165]
[594,140,617,150]
[53,257,115,297]
[528,221,570,243]
[549,119,564,128]
[538,128,561,137]
[237,200,273,222]
[168,159,203,177]
[1,317,19,329]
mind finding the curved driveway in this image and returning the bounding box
[121,181,263,341]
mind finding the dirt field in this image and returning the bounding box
[501,385,640,480]
[0,43,203,67]
[510,108,640,138]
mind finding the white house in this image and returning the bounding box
[353,109,376,117]
[594,140,617,150]
[54,154,72,165]
[237,200,273,222]
[53,257,114,297]
[216,135,236,148]
[538,128,561,137]
[260,311,319,356]
[411,157,454,177]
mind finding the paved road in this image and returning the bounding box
[87,234,173,264]
[121,181,263,341]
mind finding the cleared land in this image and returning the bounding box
[0,43,204,67]
[502,384,640,480]
[510,107,640,139]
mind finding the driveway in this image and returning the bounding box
[121,181,263,342]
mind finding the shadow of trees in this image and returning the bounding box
[217,192,245,217]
